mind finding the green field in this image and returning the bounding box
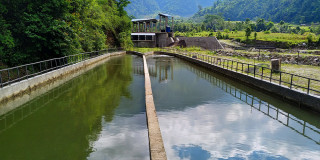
[175,31,320,45]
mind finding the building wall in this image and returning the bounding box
[133,41,156,48]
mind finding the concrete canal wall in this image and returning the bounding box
[155,51,320,113]
[0,52,125,106]
[127,51,167,159]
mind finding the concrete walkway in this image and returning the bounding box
[143,55,167,160]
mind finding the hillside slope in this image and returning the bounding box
[125,0,214,18]
[194,0,320,24]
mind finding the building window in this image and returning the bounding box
[139,35,146,40]
[131,35,138,41]
[146,35,153,41]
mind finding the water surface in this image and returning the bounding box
[0,55,149,160]
[147,55,320,160]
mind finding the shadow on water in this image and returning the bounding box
[0,55,148,160]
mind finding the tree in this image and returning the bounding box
[245,27,252,41]
[116,0,131,16]
[198,5,203,11]
[256,18,266,31]
[245,18,250,24]
[280,20,285,25]
[0,0,132,66]
[203,15,225,31]
[254,32,257,41]
[266,21,274,30]
[307,34,313,44]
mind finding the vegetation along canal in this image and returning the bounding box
[147,55,320,160]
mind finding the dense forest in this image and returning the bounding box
[125,0,214,18]
[0,0,132,66]
[194,0,320,24]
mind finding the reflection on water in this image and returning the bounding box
[147,56,320,160]
[0,55,149,160]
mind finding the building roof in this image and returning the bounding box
[131,33,156,36]
[159,13,171,17]
[132,19,158,23]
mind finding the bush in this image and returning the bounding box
[307,34,313,44]
[264,31,271,34]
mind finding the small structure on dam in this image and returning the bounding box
[131,13,175,48]
[131,13,224,50]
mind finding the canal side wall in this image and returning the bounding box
[155,51,320,113]
[0,52,126,105]
[143,55,167,160]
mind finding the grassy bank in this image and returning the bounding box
[175,31,320,46]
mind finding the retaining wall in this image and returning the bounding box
[155,51,320,113]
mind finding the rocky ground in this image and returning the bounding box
[215,50,320,66]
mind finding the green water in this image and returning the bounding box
[0,55,149,160]
[147,55,320,160]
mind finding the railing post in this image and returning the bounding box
[279,72,282,85]
[261,67,264,80]
[236,62,238,72]
[17,68,20,80]
[242,63,243,73]
[247,64,249,75]
[307,78,310,94]
[32,64,35,75]
[290,74,293,89]
[8,70,10,81]
[254,65,256,77]
[270,70,272,83]
[231,61,233,70]
[25,66,28,78]
[0,71,2,87]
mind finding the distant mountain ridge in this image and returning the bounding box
[125,0,214,18]
[193,0,320,24]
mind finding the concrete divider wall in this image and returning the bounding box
[0,52,125,104]
[155,51,320,113]
[143,55,167,160]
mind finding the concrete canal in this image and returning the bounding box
[0,54,319,160]
[0,55,149,160]
[147,55,320,160]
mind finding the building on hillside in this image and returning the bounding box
[131,13,224,50]
[131,13,175,48]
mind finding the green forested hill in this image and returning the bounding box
[0,0,132,66]
[194,0,320,24]
[125,0,214,18]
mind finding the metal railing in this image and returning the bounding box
[0,48,122,88]
[160,48,320,96]
[186,64,320,145]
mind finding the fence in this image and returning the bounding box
[161,48,320,96]
[0,48,122,88]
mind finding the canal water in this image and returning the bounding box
[0,54,319,160]
[147,55,320,160]
[0,55,149,160]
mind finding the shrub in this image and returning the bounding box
[264,31,271,34]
